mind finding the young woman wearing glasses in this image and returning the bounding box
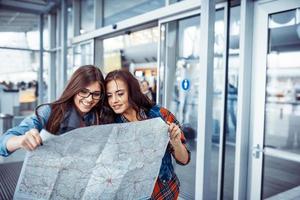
[0,65,113,157]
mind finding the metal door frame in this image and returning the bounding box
[250,0,300,199]
[157,2,229,199]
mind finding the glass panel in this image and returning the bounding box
[103,0,165,26]
[162,15,200,200]
[69,41,93,78]
[80,0,94,34]
[67,0,73,40]
[223,6,240,200]
[0,10,39,49]
[159,24,166,104]
[263,8,300,199]
[169,0,186,4]
[160,10,226,199]
[42,52,49,103]
[0,49,40,115]
[43,15,49,50]
[81,42,93,65]
[103,27,159,102]
[212,9,226,200]
[67,47,74,80]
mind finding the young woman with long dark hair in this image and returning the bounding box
[105,69,190,200]
[0,65,113,157]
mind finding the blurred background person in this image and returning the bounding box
[140,80,153,101]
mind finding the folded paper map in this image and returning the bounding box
[14,118,169,200]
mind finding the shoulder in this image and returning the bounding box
[146,105,161,118]
[147,105,175,122]
[158,106,171,117]
[157,106,179,126]
[36,104,51,118]
[34,104,52,127]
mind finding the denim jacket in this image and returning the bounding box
[115,105,190,181]
[0,105,97,157]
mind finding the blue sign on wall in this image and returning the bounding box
[181,79,190,90]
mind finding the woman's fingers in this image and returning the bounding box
[21,129,42,151]
[20,135,35,151]
[30,129,43,146]
[168,123,181,140]
[24,139,35,151]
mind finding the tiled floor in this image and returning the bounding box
[266,185,300,200]
[0,161,23,200]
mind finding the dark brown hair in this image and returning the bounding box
[36,65,113,134]
[104,69,155,120]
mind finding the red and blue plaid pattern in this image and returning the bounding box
[151,173,180,200]
[149,107,189,200]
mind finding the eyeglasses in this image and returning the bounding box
[78,88,102,100]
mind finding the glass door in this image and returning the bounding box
[158,6,228,199]
[250,1,300,199]
[158,14,200,200]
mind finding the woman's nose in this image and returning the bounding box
[112,95,118,102]
[86,94,93,101]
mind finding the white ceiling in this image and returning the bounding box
[0,0,57,32]
[0,9,39,32]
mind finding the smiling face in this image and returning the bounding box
[106,78,133,115]
[73,81,101,115]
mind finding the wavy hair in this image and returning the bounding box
[104,69,155,120]
[36,65,113,134]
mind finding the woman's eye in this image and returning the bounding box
[117,93,124,96]
[79,90,89,96]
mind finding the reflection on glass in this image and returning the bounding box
[269,10,296,29]
[162,16,199,199]
[222,6,240,200]
[80,0,94,34]
[169,0,185,4]
[67,47,74,80]
[265,9,300,155]
[68,42,93,78]
[161,11,226,199]
[213,9,227,200]
[263,9,300,199]
[171,16,200,130]
[43,15,49,50]
[0,49,49,115]
[42,52,49,103]
[73,42,93,70]
[67,1,73,40]
[103,27,158,102]
[0,11,39,49]
[159,25,166,104]
[103,0,165,26]
[67,41,94,79]
[213,10,226,144]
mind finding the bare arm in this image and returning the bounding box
[168,123,189,164]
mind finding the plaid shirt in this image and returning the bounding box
[116,105,191,200]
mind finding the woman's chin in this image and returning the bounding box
[113,109,123,114]
[78,107,91,115]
